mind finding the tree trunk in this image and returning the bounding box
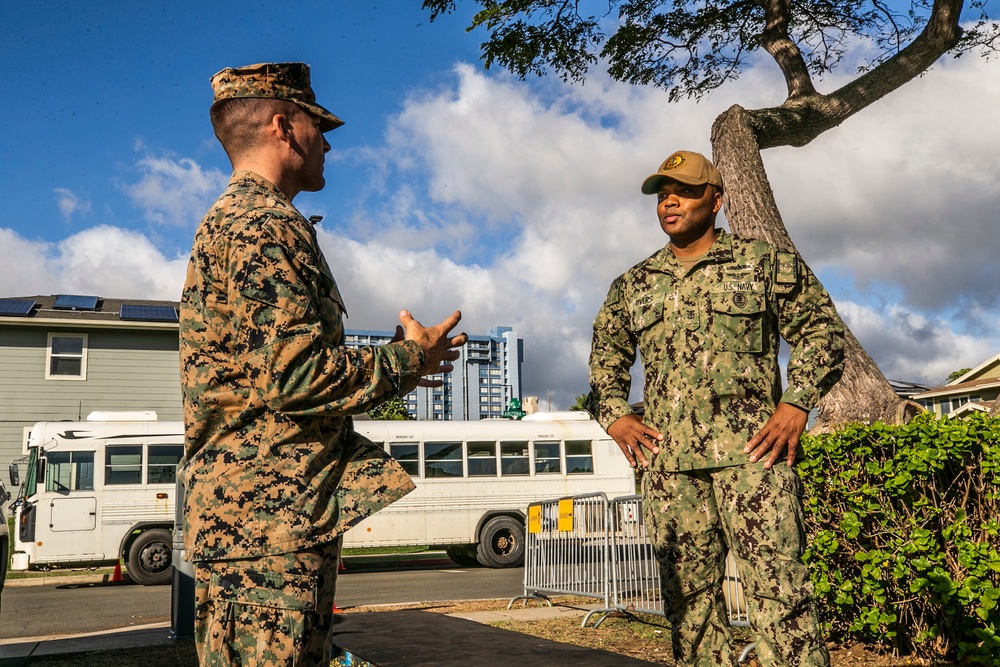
[990,396,1000,418]
[710,105,904,430]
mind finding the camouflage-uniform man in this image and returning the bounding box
[179,62,467,666]
[588,151,844,667]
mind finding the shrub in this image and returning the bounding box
[798,413,1000,664]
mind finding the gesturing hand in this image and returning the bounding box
[397,310,468,387]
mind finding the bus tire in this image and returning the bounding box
[445,544,480,567]
[476,516,524,568]
[126,529,172,586]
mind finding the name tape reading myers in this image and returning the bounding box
[528,499,576,534]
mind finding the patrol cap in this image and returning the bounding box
[210,62,344,132]
[641,150,723,194]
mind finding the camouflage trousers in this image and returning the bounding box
[194,539,341,667]
[643,463,829,667]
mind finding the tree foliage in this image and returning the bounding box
[948,367,973,383]
[368,395,414,420]
[424,0,997,101]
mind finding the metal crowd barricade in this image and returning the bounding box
[512,492,756,660]
[608,495,755,661]
[606,495,661,624]
[508,492,614,624]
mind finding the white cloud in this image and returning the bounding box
[124,155,229,227]
[54,188,92,219]
[0,226,187,301]
[838,300,999,387]
[329,50,1000,405]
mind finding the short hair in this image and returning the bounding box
[209,97,301,161]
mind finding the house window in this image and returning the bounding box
[46,333,88,380]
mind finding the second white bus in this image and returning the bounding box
[346,411,635,567]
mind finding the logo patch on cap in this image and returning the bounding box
[663,153,685,171]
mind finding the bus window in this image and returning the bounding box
[467,441,497,477]
[534,441,561,474]
[566,440,594,474]
[424,442,462,478]
[500,441,529,476]
[45,452,95,492]
[390,443,419,476]
[105,445,142,485]
[147,445,184,484]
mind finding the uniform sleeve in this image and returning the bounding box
[230,217,426,417]
[774,251,845,410]
[587,277,638,430]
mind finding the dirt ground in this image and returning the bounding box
[344,598,947,667]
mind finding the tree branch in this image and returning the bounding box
[758,0,818,98]
[750,0,965,148]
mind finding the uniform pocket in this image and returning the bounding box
[710,288,765,353]
[208,564,317,611]
[629,296,664,332]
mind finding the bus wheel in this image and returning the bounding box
[127,529,173,586]
[445,544,480,567]
[476,516,524,568]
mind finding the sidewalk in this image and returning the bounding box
[0,604,659,665]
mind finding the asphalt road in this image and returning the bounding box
[0,563,524,640]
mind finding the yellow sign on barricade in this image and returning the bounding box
[558,498,574,532]
[528,505,541,534]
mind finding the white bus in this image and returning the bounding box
[8,411,633,582]
[8,411,183,585]
[343,412,635,567]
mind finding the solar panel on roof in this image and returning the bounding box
[119,304,178,322]
[0,298,37,316]
[53,294,99,310]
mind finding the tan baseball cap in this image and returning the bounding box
[210,62,344,132]
[641,150,723,194]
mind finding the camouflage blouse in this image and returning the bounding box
[179,171,420,560]
[588,230,845,472]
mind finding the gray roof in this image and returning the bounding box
[0,294,179,326]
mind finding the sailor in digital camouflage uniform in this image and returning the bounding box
[588,151,845,667]
[179,62,467,666]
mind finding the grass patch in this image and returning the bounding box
[341,545,432,556]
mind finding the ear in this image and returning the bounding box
[269,112,293,144]
[711,189,723,214]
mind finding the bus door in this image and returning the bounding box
[39,450,102,560]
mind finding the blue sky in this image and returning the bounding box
[2,1,999,409]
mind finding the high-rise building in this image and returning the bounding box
[344,325,523,420]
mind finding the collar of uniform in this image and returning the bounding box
[648,228,734,271]
[702,229,735,264]
[230,170,292,206]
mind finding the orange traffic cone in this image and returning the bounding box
[339,559,346,572]
[333,600,342,613]
[111,561,123,583]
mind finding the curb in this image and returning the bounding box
[3,553,458,588]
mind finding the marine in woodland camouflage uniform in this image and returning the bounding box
[588,151,845,667]
[179,62,466,666]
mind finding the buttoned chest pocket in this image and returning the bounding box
[709,289,765,353]
[297,253,346,328]
[629,297,664,333]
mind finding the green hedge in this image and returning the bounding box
[798,413,1000,663]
